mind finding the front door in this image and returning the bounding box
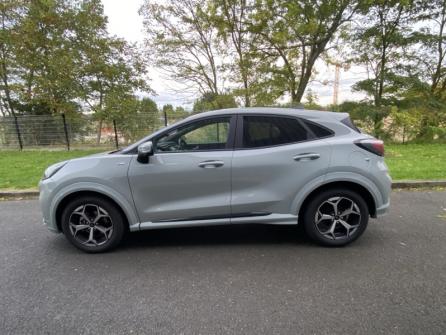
[128,116,235,224]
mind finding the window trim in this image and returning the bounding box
[152,114,237,154]
[234,114,333,150]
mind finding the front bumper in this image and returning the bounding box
[39,179,61,233]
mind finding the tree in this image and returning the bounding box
[304,88,323,110]
[162,104,189,123]
[193,92,237,112]
[12,0,84,116]
[251,0,360,104]
[0,1,26,116]
[402,0,446,139]
[350,0,415,137]
[140,0,223,95]
[81,36,150,143]
[110,96,159,143]
[1,0,150,121]
[211,0,258,106]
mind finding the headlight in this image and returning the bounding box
[42,161,68,180]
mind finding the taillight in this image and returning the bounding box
[354,139,384,156]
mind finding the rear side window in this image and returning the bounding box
[242,116,310,148]
[302,120,334,138]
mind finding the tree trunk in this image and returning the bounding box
[0,61,15,117]
[294,56,317,103]
[243,77,250,107]
[96,118,103,145]
[96,87,104,145]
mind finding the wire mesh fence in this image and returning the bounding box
[0,112,183,150]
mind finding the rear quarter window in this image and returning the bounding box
[302,120,334,138]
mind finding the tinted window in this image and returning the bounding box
[242,116,310,148]
[302,120,333,138]
[156,117,231,152]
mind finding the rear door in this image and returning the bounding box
[230,114,332,218]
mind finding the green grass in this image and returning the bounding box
[0,149,103,189]
[386,143,446,180]
[0,144,445,189]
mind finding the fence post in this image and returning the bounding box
[14,116,23,151]
[163,110,168,126]
[61,113,70,151]
[113,120,119,149]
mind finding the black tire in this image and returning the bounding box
[303,188,369,246]
[61,196,125,253]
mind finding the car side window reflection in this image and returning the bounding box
[155,117,231,152]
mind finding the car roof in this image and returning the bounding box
[185,107,347,122]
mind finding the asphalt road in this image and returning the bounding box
[0,190,446,335]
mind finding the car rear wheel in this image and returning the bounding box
[303,189,369,246]
[61,196,125,253]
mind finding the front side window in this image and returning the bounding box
[242,116,310,148]
[155,117,231,152]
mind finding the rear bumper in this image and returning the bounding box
[375,200,390,217]
[42,218,60,233]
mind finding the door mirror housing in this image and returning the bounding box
[137,141,154,164]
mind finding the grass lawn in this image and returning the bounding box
[0,149,103,189]
[0,143,445,189]
[386,143,446,180]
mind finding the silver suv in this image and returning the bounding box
[39,108,391,252]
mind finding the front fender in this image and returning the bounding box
[49,182,140,232]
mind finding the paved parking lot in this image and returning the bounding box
[1,190,446,334]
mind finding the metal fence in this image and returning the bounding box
[0,112,185,150]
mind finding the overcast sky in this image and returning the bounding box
[101,0,366,109]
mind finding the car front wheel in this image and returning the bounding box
[61,196,125,253]
[303,189,369,246]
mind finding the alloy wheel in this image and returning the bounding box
[314,196,361,240]
[68,204,113,246]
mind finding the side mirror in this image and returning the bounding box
[137,141,154,164]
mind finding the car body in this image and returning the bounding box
[39,107,391,252]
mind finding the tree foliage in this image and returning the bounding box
[193,92,237,112]
[0,0,150,119]
[140,0,223,94]
[1,0,445,144]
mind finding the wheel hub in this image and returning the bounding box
[68,204,113,247]
[314,196,361,240]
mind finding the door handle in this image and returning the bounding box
[198,160,224,168]
[293,153,320,161]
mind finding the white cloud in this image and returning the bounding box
[102,0,144,43]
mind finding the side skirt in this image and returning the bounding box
[133,213,298,232]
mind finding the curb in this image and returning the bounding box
[1,180,445,200]
[0,190,39,200]
[391,180,446,189]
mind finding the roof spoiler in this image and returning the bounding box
[330,112,349,120]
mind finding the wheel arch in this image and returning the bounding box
[296,180,377,222]
[52,183,139,232]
